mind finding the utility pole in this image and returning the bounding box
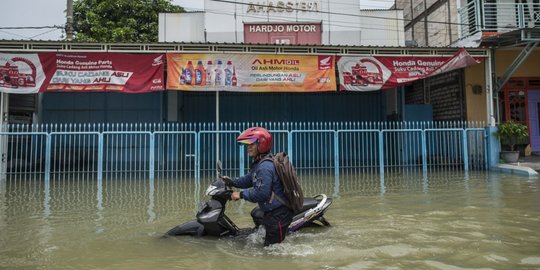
[66,0,74,41]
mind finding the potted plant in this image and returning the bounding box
[494,120,529,163]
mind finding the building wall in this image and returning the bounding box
[158,12,205,42]
[358,10,405,46]
[496,50,540,78]
[464,62,487,122]
[160,0,405,46]
[405,70,468,121]
[401,55,491,123]
[463,49,540,123]
[204,0,354,44]
[426,2,457,46]
[395,0,458,46]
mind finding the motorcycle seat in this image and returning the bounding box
[251,197,323,218]
[300,197,320,213]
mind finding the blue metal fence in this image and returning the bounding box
[0,121,488,181]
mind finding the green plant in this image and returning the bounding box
[494,121,529,151]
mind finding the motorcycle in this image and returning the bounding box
[164,178,332,238]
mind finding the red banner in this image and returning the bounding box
[0,52,165,93]
[337,49,483,91]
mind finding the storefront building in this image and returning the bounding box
[0,1,499,130]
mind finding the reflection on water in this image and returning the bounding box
[1,171,540,269]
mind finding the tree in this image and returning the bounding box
[73,0,184,42]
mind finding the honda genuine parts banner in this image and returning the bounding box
[0,52,165,93]
[337,48,483,91]
[166,53,336,92]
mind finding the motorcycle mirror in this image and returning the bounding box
[216,160,222,178]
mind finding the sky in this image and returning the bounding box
[0,0,394,41]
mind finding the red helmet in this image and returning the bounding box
[237,127,272,153]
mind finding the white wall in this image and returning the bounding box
[358,10,405,46]
[159,12,205,42]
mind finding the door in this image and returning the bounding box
[528,90,540,151]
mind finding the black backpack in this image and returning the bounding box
[264,152,304,213]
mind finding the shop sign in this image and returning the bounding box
[247,24,317,33]
[244,22,321,44]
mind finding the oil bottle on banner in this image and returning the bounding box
[231,66,237,86]
[206,60,214,86]
[224,61,233,86]
[185,61,194,85]
[195,60,206,85]
[214,60,224,86]
[179,67,186,85]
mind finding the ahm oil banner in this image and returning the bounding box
[0,52,165,93]
[337,48,482,91]
[166,54,336,92]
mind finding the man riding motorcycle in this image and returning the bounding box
[222,127,294,246]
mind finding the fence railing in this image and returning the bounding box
[0,121,488,181]
[459,1,540,39]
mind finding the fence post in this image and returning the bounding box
[97,133,103,182]
[45,134,51,182]
[379,130,384,175]
[96,131,103,223]
[421,130,427,172]
[486,127,495,169]
[334,131,339,179]
[463,129,469,171]
[287,131,293,162]
[239,144,244,176]
[149,133,155,181]
[195,132,200,181]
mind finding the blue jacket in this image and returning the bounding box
[232,158,287,212]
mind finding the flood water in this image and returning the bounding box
[1,171,540,269]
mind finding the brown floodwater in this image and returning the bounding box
[1,170,539,269]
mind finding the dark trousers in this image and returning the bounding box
[262,206,293,246]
